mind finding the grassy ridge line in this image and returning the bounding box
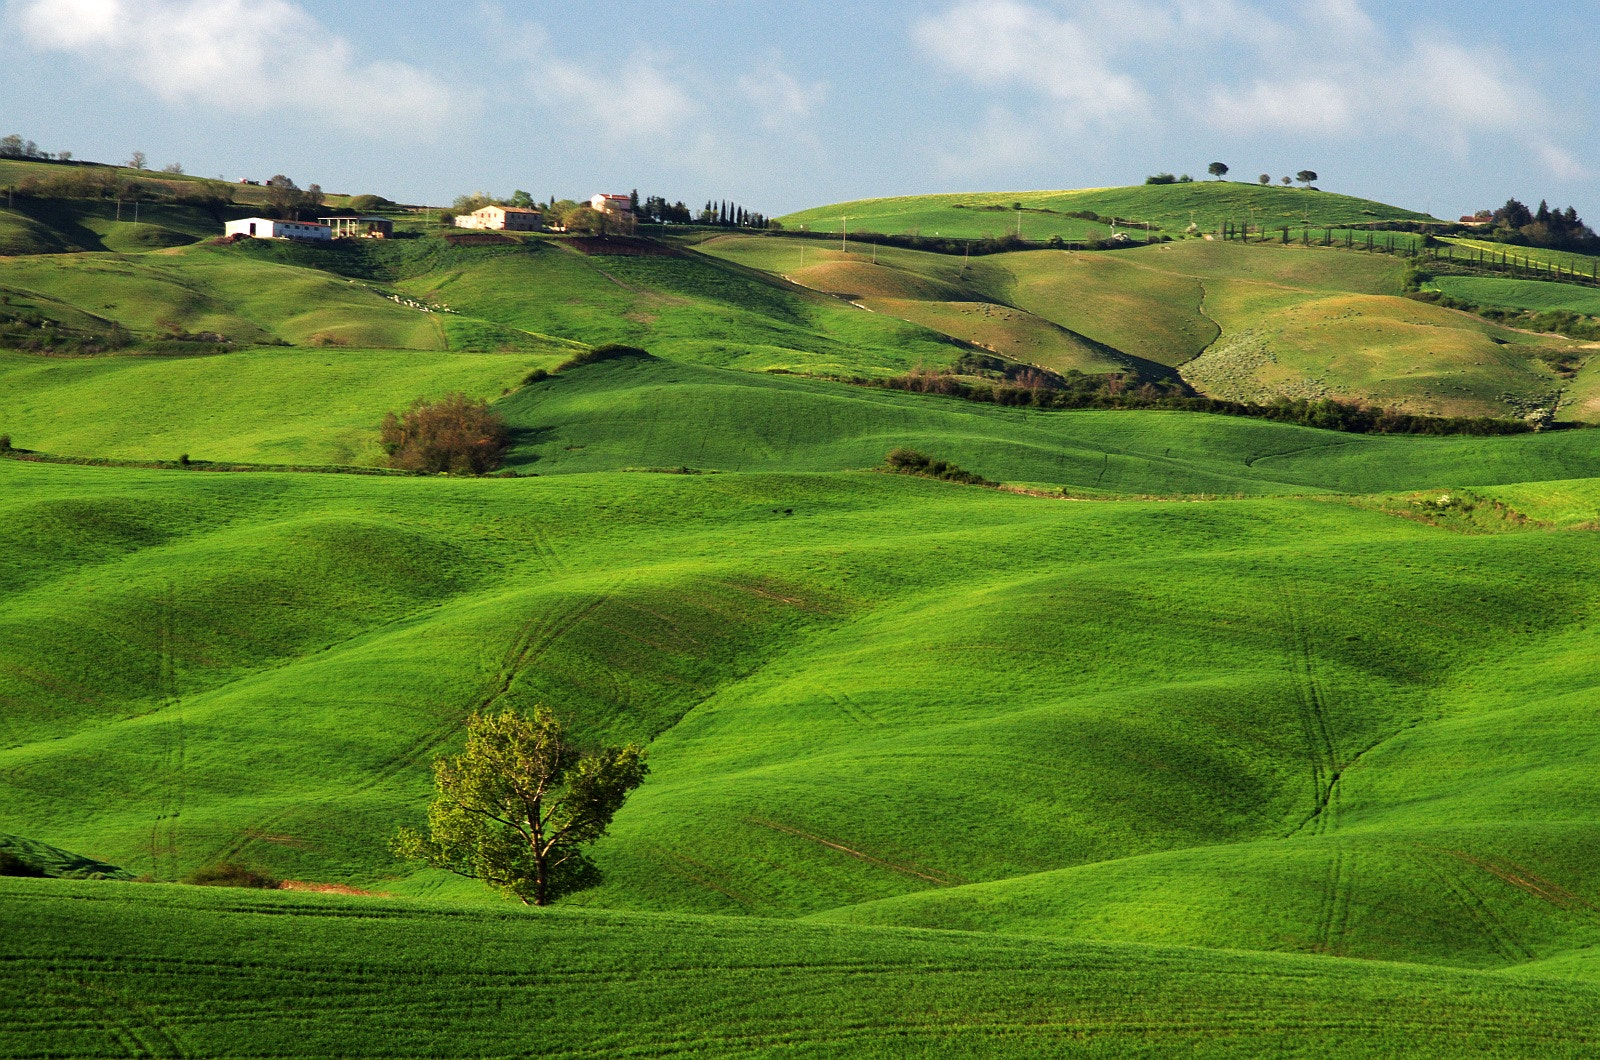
[779,183,1432,241]
[504,356,1600,493]
[3,878,1599,1058]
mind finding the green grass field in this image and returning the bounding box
[8,178,1600,1056]
[1433,276,1600,316]
[5,878,1600,1058]
[1440,238,1600,278]
[779,182,1432,240]
[705,233,1582,416]
[0,345,563,464]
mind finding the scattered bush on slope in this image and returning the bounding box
[380,393,510,474]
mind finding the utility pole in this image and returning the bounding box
[841,216,848,253]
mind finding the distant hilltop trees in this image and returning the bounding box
[1150,167,1321,189]
[1483,198,1596,252]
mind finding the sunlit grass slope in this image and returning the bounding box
[6,879,1599,1059]
[0,345,562,465]
[779,182,1432,240]
[0,245,448,349]
[1433,276,1600,315]
[0,199,239,255]
[698,235,1146,375]
[218,234,971,376]
[702,233,1581,414]
[503,355,1600,492]
[5,458,1600,978]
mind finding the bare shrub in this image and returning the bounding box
[381,393,510,474]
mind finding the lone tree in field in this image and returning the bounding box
[1208,162,1229,180]
[394,707,649,906]
[1258,174,1271,185]
[1296,170,1319,188]
[381,393,510,474]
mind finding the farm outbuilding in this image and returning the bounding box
[224,217,332,241]
[590,193,632,215]
[454,206,542,232]
[321,216,395,239]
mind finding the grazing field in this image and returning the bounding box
[0,245,451,349]
[8,178,1600,1056]
[779,182,1432,240]
[702,234,1581,415]
[0,345,563,465]
[1433,276,1600,316]
[5,878,1600,1058]
[502,354,1600,490]
[1440,237,1600,278]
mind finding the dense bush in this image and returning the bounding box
[884,448,996,486]
[847,366,1530,437]
[183,862,278,889]
[381,393,511,474]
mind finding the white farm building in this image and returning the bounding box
[590,193,632,215]
[224,217,332,241]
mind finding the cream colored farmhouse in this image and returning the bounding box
[454,205,543,231]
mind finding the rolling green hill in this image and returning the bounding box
[704,233,1584,417]
[6,878,1600,1058]
[779,182,1433,240]
[9,176,1600,1056]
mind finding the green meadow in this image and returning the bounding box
[778,182,1431,240]
[1433,275,1600,316]
[6,878,1600,1058]
[6,179,1600,1055]
[705,232,1582,417]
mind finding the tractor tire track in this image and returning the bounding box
[827,691,879,727]
[1278,586,1339,837]
[216,585,621,865]
[748,818,960,885]
[1413,849,1533,962]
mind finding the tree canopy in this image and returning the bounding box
[1490,198,1595,250]
[380,392,510,475]
[394,707,648,905]
[1207,162,1229,180]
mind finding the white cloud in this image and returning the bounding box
[8,0,459,135]
[915,0,1584,180]
[1206,79,1356,136]
[739,69,827,131]
[914,1,1151,130]
[933,106,1050,180]
[536,58,699,144]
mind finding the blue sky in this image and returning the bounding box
[3,0,1595,221]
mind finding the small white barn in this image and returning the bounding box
[589,193,632,215]
[454,206,542,232]
[225,217,332,241]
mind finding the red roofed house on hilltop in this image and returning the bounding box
[589,193,632,215]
